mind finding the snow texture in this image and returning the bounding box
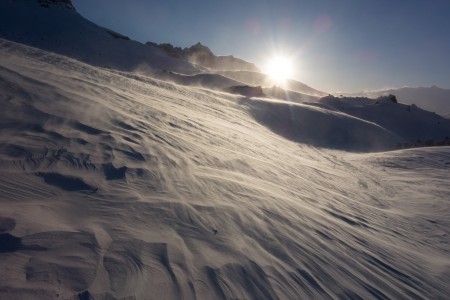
[0,1,450,299]
[1,38,449,300]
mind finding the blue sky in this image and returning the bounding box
[72,0,450,93]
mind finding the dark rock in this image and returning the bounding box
[376,94,398,104]
[38,0,76,11]
[106,30,130,41]
[228,85,264,97]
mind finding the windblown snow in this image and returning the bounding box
[1,38,449,300]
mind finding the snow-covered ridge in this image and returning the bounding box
[346,86,450,117]
[147,42,261,72]
[316,95,450,148]
[0,0,199,74]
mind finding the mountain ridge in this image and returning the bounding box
[146,41,261,72]
[0,0,327,97]
[346,86,450,117]
[0,0,198,74]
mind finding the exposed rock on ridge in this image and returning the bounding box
[38,0,75,11]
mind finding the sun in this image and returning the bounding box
[265,56,294,83]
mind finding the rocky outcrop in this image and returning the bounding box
[106,29,130,41]
[376,94,398,104]
[146,42,185,58]
[228,85,264,97]
[38,0,75,10]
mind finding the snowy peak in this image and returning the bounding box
[147,41,260,72]
[187,43,260,72]
[187,42,214,56]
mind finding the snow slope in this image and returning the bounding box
[1,38,450,300]
[318,95,450,146]
[0,0,199,74]
[243,98,402,151]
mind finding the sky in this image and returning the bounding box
[72,0,450,93]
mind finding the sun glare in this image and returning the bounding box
[265,56,294,83]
